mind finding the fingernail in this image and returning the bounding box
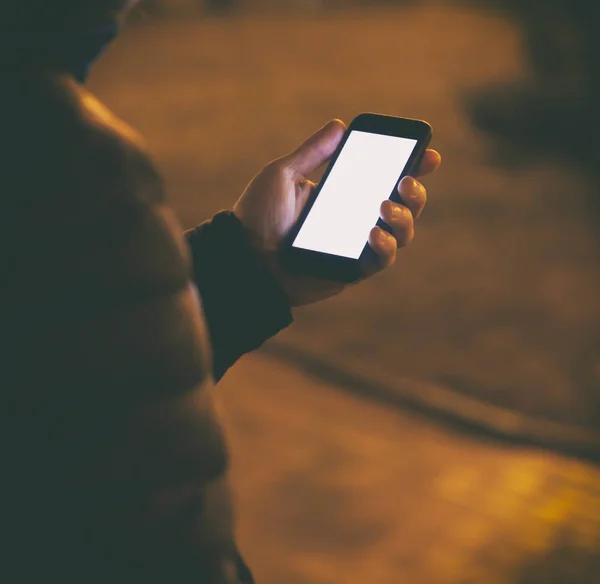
[411,182,423,199]
[400,176,415,189]
[390,203,403,220]
[381,231,395,248]
[406,177,420,197]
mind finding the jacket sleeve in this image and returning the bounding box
[186,210,293,382]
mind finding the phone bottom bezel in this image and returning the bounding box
[280,244,377,283]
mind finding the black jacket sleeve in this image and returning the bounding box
[186,210,293,382]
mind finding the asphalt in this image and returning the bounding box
[219,352,600,584]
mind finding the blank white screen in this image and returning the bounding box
[292,130,418,259]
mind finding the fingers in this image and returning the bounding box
[397,175,427,220]
[416,149,441,177]
[368,226,397,271]
[380,200,415,247]
[362,149,439,276]
[372,174,426,268]
[367,203,414,274]
[283,119,347,179]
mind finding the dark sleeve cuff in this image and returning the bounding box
[185,210,293,382]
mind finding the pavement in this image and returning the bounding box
[218,351,600,584]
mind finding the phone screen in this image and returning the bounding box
[292,130,418,260]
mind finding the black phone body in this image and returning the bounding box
[280,113,432,283]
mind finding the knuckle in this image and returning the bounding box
[267,158,289,177]
[267,159,284,173]
[395,207,414,226]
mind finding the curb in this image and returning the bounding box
[261,341,600,464]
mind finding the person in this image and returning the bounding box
[0,1,441,582]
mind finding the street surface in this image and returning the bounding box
[220,352,600,584]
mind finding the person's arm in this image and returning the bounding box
[184,120,441,383]
[186,211,293,382]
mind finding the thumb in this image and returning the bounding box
[283,119,346,179]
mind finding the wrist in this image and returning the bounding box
[229,211,293,306]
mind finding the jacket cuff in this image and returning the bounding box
[186,210,293,382]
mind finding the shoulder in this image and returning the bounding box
[2,70,147,156]
[0,72,191,314]
[1,71,164,212]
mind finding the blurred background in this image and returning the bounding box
[90,1,600,582]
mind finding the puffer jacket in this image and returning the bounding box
[0,67,292,583]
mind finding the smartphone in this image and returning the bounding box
[281,113,432,282]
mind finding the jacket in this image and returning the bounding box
[1,67,292,583]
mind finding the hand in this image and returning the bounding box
[233,119,441,307]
